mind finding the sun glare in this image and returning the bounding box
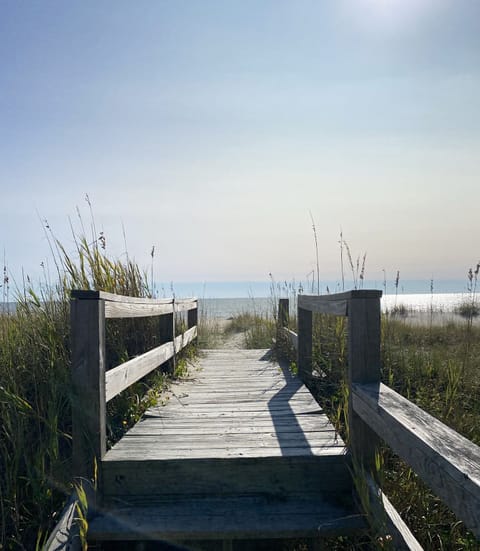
[343,0,441,33]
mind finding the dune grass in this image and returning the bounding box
[272,306,480,549]
[0,223,197,549]
[225,311,277,349]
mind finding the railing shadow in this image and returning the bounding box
[267,356,322,456]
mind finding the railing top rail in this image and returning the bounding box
[300,290,382,303]
[298,290,382,316]
[70,289,197,306]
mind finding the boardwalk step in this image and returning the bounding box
[102,455,352,502]
[96,348,357,542]
[89,495,365,541]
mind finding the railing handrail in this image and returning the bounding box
[70,290,198,484]
[71,289,197,306]
[277,292,480,544]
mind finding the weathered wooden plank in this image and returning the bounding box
[146,404,321,415]
[70,296,106,480]
[298,295,348,316]
[44,494,81,551]
[106,342,174,401]
[116,430,337,445]
[70,292,197,318]
[144,409,326,420]
[348,295,382,470]
[353,382,480,538]
[365,475,423,551]
[174,300,198,312]
[71,289,196,306]
[173,327,197,351]
[105,299,196,318]
[198,349,270,356]
[88,496,365,541]
[160,400,317,409]
[100,346,352,543]
[102,455,350,498]
[103,445,345,461]
[172,380,297,389]
[298,307,312,380]
[278,298,289,328]
[124,424,335,435]
[188,306,198,329]
[104,301,175,318]
[297,291,382,316]
[162,389,315,399]
[137,415,332,426]
[105,327,197,401]
[158,405,319,415]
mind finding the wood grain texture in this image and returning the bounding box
[104,301,175,318]
[347,295,382,469]
[71,290,197,318]
[104,349,343,462]
[70,296,106,479]
[88,496,365,541]
[104,300,196,319]
[297,307,312,380]
[102,349,350,504]
[91,349,364,541]
[353,382,480,538]
[71,289,196,306]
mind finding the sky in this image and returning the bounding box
[1,0,480,293]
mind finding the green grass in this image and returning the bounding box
[0,220,198,549]
[270,311,480,549]
[455,301,480,318]
[379,318,479,549]
[225,311,277,349]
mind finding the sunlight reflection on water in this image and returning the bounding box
[200,292,479,325]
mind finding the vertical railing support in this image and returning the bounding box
[297,305,313,382]
[159,309,175,374]
[347,293,382,472]
[277,298,289,348]
[70,294,106,486]
[278,298,289,328]
[276,298,290,355]
[188,304,198,332]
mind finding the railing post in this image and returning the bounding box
[277,298,289,348]
[347,292,381,472]
[159,308,175,374]
[278,298,289,328]
[70,294,106,485]
[297,305,313,381]
[188,302,198,331]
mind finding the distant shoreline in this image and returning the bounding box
[156,279,471,299]
[3,290,477,321]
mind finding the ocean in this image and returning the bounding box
[199,293,476,321]
[161,279,470,299]
[3,279,477,323]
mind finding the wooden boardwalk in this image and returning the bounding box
[89,348,363,544]
[46,290,478,549]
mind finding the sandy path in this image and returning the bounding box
[219,330,246,349]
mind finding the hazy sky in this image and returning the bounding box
[1,0,479,289]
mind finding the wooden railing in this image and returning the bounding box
[45,291,198,550]
[277,291,480,548]
[70,290,198,482]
